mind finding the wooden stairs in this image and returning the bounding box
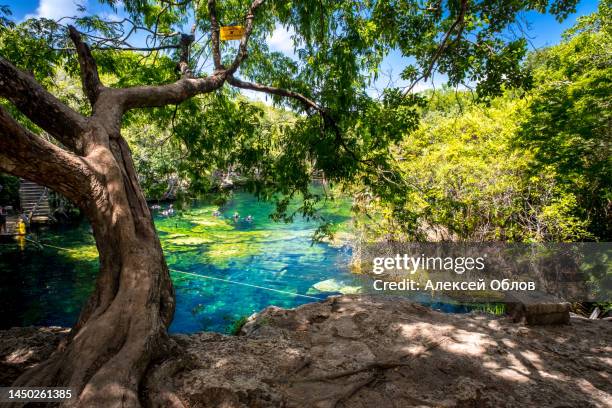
[19,179,52,223]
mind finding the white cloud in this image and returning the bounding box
[26,0,87,20]
[98,11,123,23]
[267,25,296,55]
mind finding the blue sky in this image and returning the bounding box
[2,0,601,96]
[5,0,599,46]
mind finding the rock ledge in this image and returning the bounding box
[1,296,610,408]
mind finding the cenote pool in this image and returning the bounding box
[0,191,503,333]
[0,191,361,333]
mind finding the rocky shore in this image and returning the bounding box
[1,296,610,407]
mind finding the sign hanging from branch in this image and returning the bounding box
[220,26,245,41]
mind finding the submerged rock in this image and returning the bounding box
[311,278,362,294]
[1,296,610,407]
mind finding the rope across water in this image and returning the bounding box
[168,268,321,300]
[36,241,322,301]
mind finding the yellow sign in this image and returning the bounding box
[220,26,244,41]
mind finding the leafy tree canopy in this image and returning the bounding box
[355,1,611,243]
[517,0,611,240]
[0,0,583,228]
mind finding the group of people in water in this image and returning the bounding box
[214,210,253,223]
[149,204,253,224]
[150,204,175,217]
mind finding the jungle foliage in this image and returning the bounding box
[0,172,18,208]
[356,2,611,243]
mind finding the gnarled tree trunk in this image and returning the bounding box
[0,1,322,404]
[11,131,176,407]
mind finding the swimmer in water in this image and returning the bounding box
[233,212,240,221]
[245,215,253,222]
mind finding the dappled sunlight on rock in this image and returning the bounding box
[0,327,68,386]
[6,348,34,364]
[520,350,542,366]
[1,296,610,406]
[166,295,610,407]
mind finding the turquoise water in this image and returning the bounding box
[0,191,359,333]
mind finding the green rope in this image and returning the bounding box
[35,241,321,301]
[169,268,321,300]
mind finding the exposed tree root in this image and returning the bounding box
[298,337,452,383]
[144,340,194,408]
[332,373,379,408]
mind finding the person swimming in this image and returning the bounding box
[161,204,175,217]
[232,212,240,221]
[245,215,253,222]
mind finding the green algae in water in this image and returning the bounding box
[0,191,356,333]
[161,192,356,332]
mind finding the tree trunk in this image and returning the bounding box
[0,9,317,406]
[11,134,176,408]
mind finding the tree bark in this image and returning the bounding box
[10,130,175,408]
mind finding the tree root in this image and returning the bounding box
[144,340,194,408]
[332,373,379,408]
[298,337,452,383]
[289,337,452,408]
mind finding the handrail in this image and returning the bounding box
[28,186,48,220]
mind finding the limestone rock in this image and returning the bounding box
[0,326,68,386]
[311,278,362,294]
[1,296,610,408]
[505,291,571,325]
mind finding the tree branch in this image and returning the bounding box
[0,57,87,152]
[97,44,181,52]
[227,75,323,113]
[118,74,226,110]
[227,75,369,164]
[207,0,222,70]
[104,0,267,111]
[178,33,195,76]
[404,0,468,95]
[68,25,104,106]
[0,105,92,205]
[226,0,266,75]
[52,45,182,52]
